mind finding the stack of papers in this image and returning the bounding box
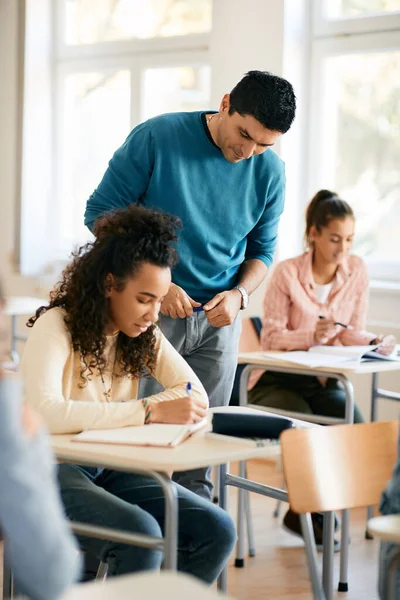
[263,344,400,368]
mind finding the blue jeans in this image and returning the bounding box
[139,312,242,499]
[58,464,236,584]
[248,371,364,423]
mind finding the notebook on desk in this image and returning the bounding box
[263,344,400,368]
[73,420,207,448]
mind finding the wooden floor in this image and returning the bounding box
[0,458,382,599]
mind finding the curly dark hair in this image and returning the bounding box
[229,70,296,134]
[27,205,180,386]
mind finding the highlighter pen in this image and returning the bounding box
[318,315,353,330]
[186,381,192,396]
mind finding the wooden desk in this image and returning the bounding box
[51,407,280,574]
[60,571,231,600]
[236,352,400,599]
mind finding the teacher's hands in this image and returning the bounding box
[160,283,202,318]
[203,289,242,328]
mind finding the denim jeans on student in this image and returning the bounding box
[248,371,364,423]
[58,464,236,584]
[139,312,242,500]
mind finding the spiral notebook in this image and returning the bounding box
[73,420,207,448]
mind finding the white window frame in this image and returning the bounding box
[308,2,400,282]
[20,0,211,275]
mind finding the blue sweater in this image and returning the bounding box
[85,111,286,303]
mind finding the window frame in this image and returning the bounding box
[20,0,212,273]
[308,2,400,282]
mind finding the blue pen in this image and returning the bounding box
[186,382,192,396]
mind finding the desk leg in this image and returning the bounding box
[10,315,17,357]
[338,377,354,593]
[366,374,379,540]
[154,472,178,571]
[217,463,229,593]
[322,512,334,600]
[235,460,246,568]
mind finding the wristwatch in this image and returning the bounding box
[233,285,249,310]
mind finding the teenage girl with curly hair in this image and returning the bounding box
[21,204,235,584]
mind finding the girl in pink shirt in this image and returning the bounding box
[249,189,395,421]
[249,189,396,546]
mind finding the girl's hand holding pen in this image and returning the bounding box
[372,334,396,356]
[314,316,341,345]
[148,382,207,425]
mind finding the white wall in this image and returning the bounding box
[1,0,399,420]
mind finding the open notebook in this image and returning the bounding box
[73,420,207,448]
[263,344,400,369]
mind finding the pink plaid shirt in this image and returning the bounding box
[249,251,375,390]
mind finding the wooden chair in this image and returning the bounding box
[281,420,399,599]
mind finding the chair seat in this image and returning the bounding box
[368,515,400,544]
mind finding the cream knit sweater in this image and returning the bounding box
[21,307,208,434]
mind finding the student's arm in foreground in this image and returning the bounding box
[0,375,81,600]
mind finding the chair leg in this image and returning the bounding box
[95,561,108,581]
[244,490,256,557]
[212,466,220,504]
[299,513,326,600]
[322,512,334,600]
[273,475,286,518]
[235,461,246,567]
[365,505,374,540]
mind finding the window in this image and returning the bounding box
[65,0,212,44]
[309,2,400,281]
[20,0,211,275]
[326,0,400,19]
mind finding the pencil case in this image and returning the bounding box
[211,412,294,439]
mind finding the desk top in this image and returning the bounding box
[4,296,46,316]
[52,407,280,473]
[238,351,400,375]
[60,571,230,600]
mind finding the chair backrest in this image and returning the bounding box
[281,420,399,514]
[229,317,262,406]
[239,316,262,353]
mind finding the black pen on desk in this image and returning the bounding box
[318,315,353,330]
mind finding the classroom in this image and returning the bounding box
[1,1,400,599]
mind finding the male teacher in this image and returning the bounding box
[85,70,296,500]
